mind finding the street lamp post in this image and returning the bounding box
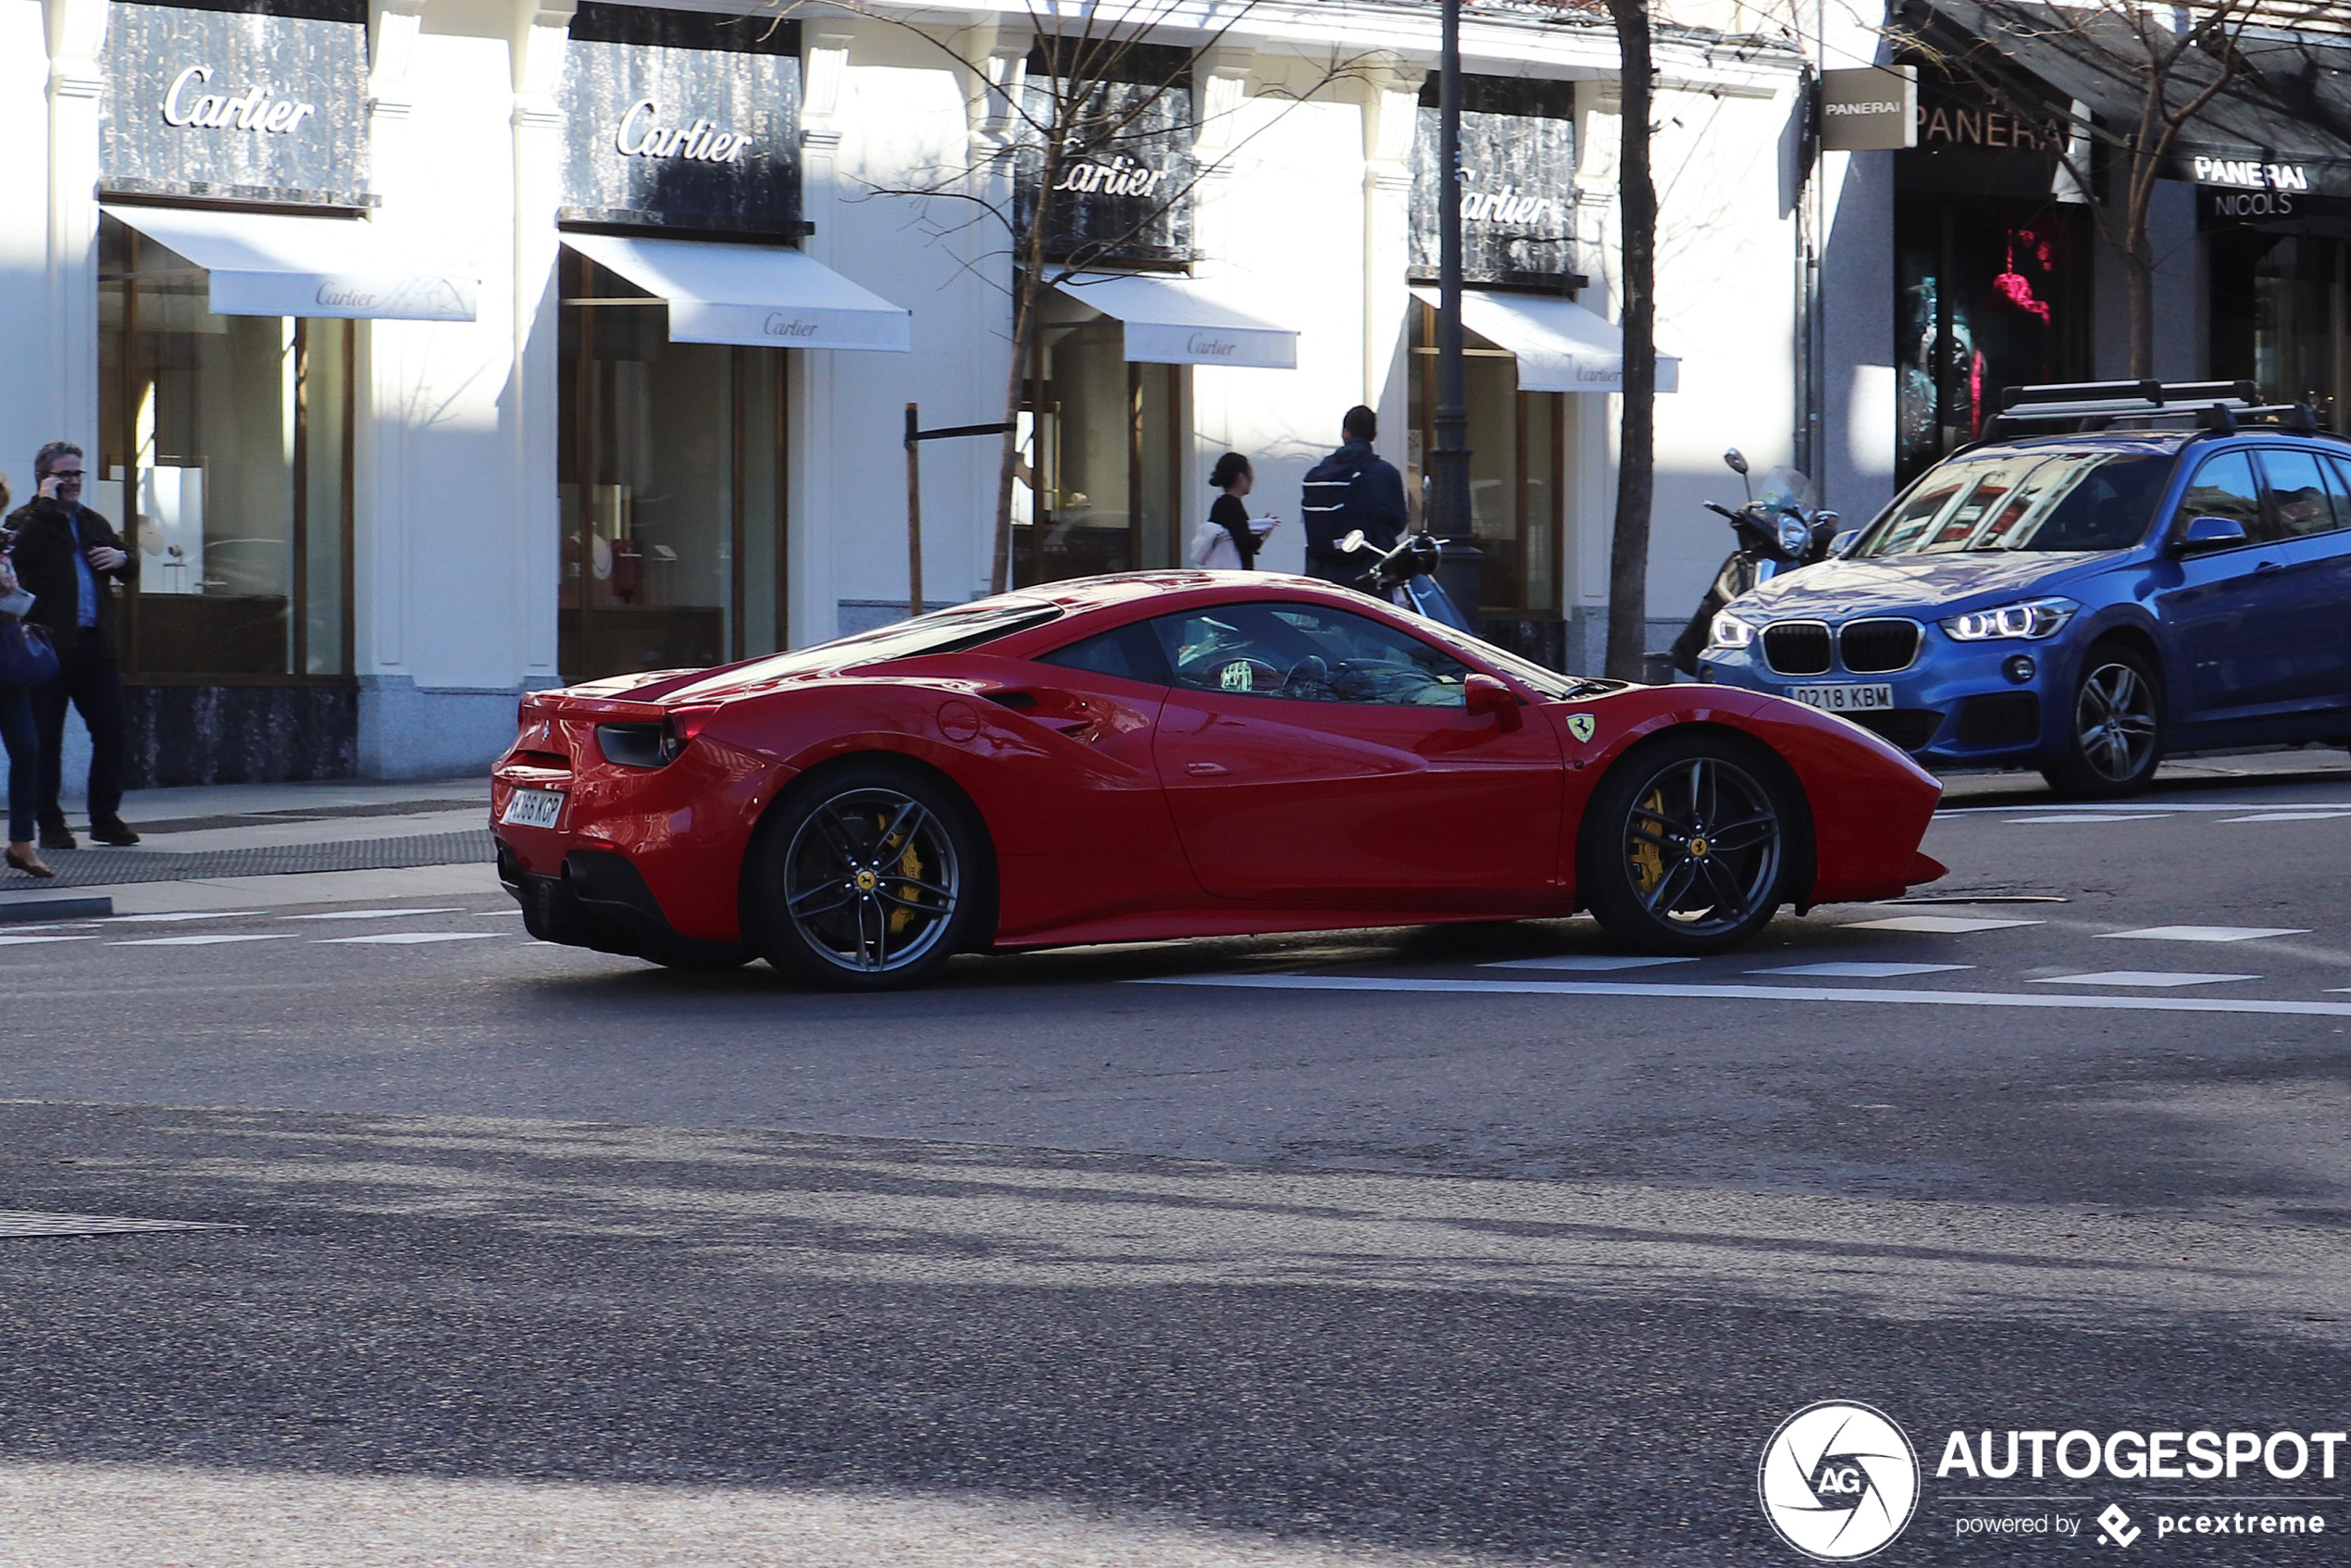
[1429,0,1484,623]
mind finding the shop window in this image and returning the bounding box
[558,249,788,682]
[2210,233,2345,433]
[1015,292,1185,586]
[1895,200,2090,483]
[1407,299,1564,616]
[97,213,354,680]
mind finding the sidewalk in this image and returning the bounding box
[2,777,498,915]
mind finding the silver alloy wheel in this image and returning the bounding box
[2074,659,2158,783]
[1621,755,1785,938]
[780,787,963,974]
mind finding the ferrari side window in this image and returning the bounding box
[1147,603,1471,707]
[1035,623,1172,685]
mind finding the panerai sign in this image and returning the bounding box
[1820,66,1919,152]
[2193,155,2310,191]
[101,0,370,208]
[559,3,801,235]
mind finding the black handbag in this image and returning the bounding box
[0,618,59,688]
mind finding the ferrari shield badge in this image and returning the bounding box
[1565,713,1597,743]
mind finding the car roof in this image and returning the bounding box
[1950,427,2351,464]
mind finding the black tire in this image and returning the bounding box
[749,762,987,990]
[1576,730,1798,955]
[2040,642,2163,799]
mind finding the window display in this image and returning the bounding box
[558,248,787,680]
[1014,292,1184,585]
[97,213,352,678]
[1407,299,1563,616]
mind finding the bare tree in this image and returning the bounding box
[1600,0,1659,682]
[777,0,1371,592]
[1895,0,2335,379]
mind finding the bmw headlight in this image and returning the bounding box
[1709,610,1756,650]
[1939,596,2079,641]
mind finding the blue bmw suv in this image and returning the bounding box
[1698,380,2351,797]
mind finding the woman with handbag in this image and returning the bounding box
[0,475,57,877]
[1188,453,1278,570]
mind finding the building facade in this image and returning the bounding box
[3,0,1807,784]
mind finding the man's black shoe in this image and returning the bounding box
[38,824,77,852]
[89,820,141,847]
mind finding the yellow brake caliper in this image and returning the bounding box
[1629,788,1666,900]
[879,814,925,936]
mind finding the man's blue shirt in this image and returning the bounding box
[68,506,98,627]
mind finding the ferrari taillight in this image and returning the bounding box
[660,705,720,764]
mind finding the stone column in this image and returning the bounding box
[510,0,573,683]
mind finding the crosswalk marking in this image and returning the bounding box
[2096,926,2306,942]
[104,911,267,924]
[1843,915,2043,934]
[2034,971,2257,988]
[281,907,468,922]
[1754,962,1972,978]
[317,932,506,945]
[108,933,301,947]
[1482,955,1695,972]
[2004,814,2163,825]
[0,935,96,946]
[2220,811,2351,823]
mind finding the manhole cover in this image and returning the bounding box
[0,1211,231,1238]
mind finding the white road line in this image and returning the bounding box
[2035,971,2258,988]
[2097,925,2307,942]
[108,933,301,947]
[1939,802,2351,816]
[1136,973,2351,1017]
[2220,811,2351,823]
[2004,814,2165,824]
[1843,915,2044,934]
[1754,961,1973,978]
[103,911,268,924]
[0,935,97,946]
[1482,955,1696,972]
[316,932,506,945]
[280,907,468,922]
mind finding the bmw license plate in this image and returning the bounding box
[499,788,566,830]
[1785,683,1896,714]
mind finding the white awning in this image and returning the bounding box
[1410,286,1680,394]
[1056,273,1296,369]
[103,204,478,322]
[564,232,910,353]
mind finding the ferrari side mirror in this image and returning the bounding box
[1464,674,1522,731]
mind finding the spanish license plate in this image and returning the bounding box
[499,788,566,830]
[1785,683,1897,714]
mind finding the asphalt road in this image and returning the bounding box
[3,758,2347,1566]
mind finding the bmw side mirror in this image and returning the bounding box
[1463,673,1523,731]
[2171,515,2249,555]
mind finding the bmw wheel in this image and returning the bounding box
[1577,731,1797,955]
[753,765,987,990]
[2041,642,2162,799]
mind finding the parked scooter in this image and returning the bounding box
[1668,449,1839,676]
[1337,529,1477,635]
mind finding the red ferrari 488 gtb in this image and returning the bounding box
[492,572,1945,989]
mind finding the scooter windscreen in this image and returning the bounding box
[1753,467,1818,519]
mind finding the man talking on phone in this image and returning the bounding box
[6,441,139,849]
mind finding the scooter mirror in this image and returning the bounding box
[1338,529,1367,554]
[1723,449,1749,476]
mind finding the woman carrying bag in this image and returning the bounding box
[1189,453,1278,570]
[0,474,59,877]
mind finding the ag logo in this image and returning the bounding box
[1758,1401,1919,1561]
[1218,661,1253,692]
[1565,713,1597,743]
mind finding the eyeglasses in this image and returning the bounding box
[49,469,84,480]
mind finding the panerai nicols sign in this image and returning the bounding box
[101,0,372,208]
[559,3,802,235]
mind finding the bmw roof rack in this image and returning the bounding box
[1978,379,2331,442]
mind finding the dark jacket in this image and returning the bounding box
[5,498,135,652]
[1300,439,1408,565]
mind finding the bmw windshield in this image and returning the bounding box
[1859,450,2174,557]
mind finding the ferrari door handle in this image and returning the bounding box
[1185,761,1229,777]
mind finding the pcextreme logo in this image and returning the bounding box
[1759,1401,1922,1561]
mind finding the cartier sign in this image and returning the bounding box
[560,5,801,235]
[101,0,370,208]
[1412,74,1577,284]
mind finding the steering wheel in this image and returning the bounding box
[1207,656,1287,695]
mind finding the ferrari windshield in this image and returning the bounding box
[1859,450,2174,556]
[708,598,1064,683]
